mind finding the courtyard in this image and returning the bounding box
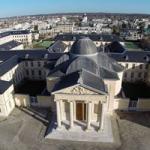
[15,79,46,96]
[0,108,150,150]
[122,81,150,99]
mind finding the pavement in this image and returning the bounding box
[0,108,150,150]
[46,113,115,143]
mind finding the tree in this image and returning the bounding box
[112,25,120,36]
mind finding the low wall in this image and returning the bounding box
[36,95,55,109]
[114,98,150,111]
[114,98,130,110]
[137,98,150,111]
[14,94,30,107]
[14,94,55,110]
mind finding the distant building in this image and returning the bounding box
[0,30,33,46]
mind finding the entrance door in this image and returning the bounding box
[76,102,86,121]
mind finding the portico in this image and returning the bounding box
[54,87,107,131]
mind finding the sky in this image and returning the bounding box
[0,0,150,18]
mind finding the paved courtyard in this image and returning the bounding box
[0,108,150,150]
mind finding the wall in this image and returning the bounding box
[137,99,150,111]
[114,98,130,110]
[120,62,149,82]
[14,94,30,107]
[0,85,15,117]
[37,95,55,109]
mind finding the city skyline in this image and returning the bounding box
[0,0,150,18]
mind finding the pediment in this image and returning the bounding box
[53,85,98,95]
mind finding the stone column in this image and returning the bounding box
[69,101,74,129]
[86,101,92,130]
[99,102,105,131]
[56,100,61,129]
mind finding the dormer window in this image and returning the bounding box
[44,54,48,59]
[124,55,129,61]
[144,56,150,62]
[25,54,29,59]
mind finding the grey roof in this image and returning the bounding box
[109,51,150,63]
[0,55,18,76]
[52,69,107,95]
[105,41,125,53]
[0,50,63,61]
[48,40,67,53]
[80,69,107,94]
[70,37,98,55]
[0,80,12,94]
[0,30,30,38]
[49,38,123,95]
[49,39,123,81]
[66,57,98,75]
[0,40,22,51]
[53,33,124,42]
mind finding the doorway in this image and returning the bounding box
[76,102,86,121]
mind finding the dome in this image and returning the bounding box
[70,37,98,55]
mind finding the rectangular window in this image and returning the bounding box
[39,70,42,76]
[145,64,149,69]
[131,72,134,78]
[139,64,143,69]
[132,64,135,69]
[26,70,29,75]
[25,61,28,67]
[138,72,142,78]
[31,62,34,67]
[144,72,148,78]
[38,61,41,67]
[125,64,128,69]
[31,70,34,76]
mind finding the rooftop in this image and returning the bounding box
[0,40,22,51]
[53,33,124,42]
[70,37,98,55]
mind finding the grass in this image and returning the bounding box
[125,42,140,50]
[33,40,53,49]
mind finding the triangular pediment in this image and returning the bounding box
[52,84,98,95]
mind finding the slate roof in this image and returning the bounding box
[52,69,108,95]
[70,37,98,55]
[0,50,63,61]
[0,40,22,51]
[48,40,67,53]
[0,55,18,76]
[50,37,123,95]
[0,80,12,94]
[49,38,123,81]
[109,51,150,63]
[0,30,30,38]
[53,33,124,42]
[105,41,126,53]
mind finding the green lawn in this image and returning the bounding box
[125,42,140,50]
[33,40,53,49]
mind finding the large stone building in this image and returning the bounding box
[0,34,150,142]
